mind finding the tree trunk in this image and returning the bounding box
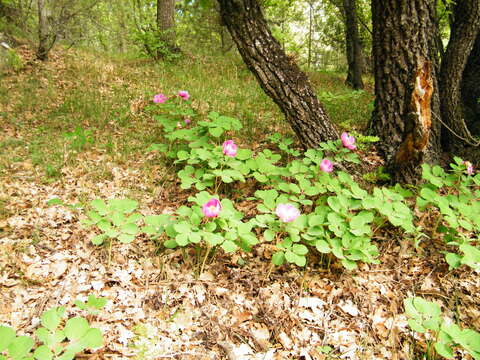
[156,0,177,57]
[36,0,49,60]
[439,0,480,150]
[370,0,441,183]
[343,0,363,90]
[461,32,480,136]
[217,0,339,148]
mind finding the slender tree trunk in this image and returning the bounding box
[461,33,480,136]
[156,0,177,57]
[217,0,339,148]
[307,1,313,70]
[370,0,441,183]
[439,0,480,150]
[343,0,363,89]
[36,0,49,60]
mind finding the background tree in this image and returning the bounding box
[438,0,480,151]
[157,0,178,57]
[217,0,339,148]
[35,0,99,60]
[461,33,480,135]
[342,0,363,89]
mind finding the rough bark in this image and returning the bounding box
[439,0,480,150]
[370,0,441,183]
[343,0,363,90]
[36,0,50,60]
[217,0,339,148]
[461,33,480,136]
[156,0,178,57]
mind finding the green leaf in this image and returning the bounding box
[0,326,16,352]
[221,240,238,253]
[64,318,89,341]
[35,328,65,347]
[315,240,330,253]
[434,342,454,359]
[341,259,357,270]
[445,253,462,269]
[7,336,34,359]
[408,319,426,333]
[47,198,63,206]
[174,222,191,234]
[33,345,53,360]
[86,295,108,310]
[91,234,107,245]
[117,233,135,243]
[291,244,308,256]
[77,328,103,349]
[121,223,139,235]
[90,199,107,214]
[209,127,223,137]
[271,251,285,265]
[175,233,190,246]
[41,307,65,332]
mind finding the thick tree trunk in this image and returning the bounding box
[439,0,480,150]
[343,0,363,90]
[156,0,178,57]
[370,0,441,183]
[36,0,49,60]
[461,33,480,136]
[217,0,339,148]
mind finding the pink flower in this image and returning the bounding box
[320,159,333,173]
[153,93,167,104]
[202,198,222,218]
[184,118,191,125]
[275,204,300,223]
[341,132,356,150]
[178,90,190,100]
[222,140,238,157]
[464,161,474,175]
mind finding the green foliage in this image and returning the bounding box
[63,126,94,152]
[404,297,480,359]
[81,198,143,245]
[140,94,480,272]
[418,158,480,270]
[0,303,103,360]
[74,295,108,316]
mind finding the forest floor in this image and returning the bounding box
[1,47,479,360]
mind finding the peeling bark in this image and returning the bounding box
[217,0,339,148]
[370,0,441,183]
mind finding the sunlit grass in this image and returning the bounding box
[0,47,373,182]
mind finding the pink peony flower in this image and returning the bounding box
[320,159,333,173]
[184,118,191,125]
[464,161,474,175]
[153,93,167,104]
[202,198,222,218]
[275,203,300,223]
[341,132,356,150]
[222,140,238,157]
[178,90,190,100]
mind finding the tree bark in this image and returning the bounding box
[217,0,339,148]
[370,0,441,183]
[439,0,480,150]
[343,0,363,89]
[157,0,178,57]
[461,32,480,136]
[36,0,49,60]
